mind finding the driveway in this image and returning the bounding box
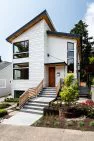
[0,125,94,141]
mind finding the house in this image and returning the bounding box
[0,61,12,97]
[6,10,81,99]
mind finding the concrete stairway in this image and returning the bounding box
[79,86,90,98]
[39,87,56,98]
[20,87,56,115]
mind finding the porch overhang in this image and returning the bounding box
[44,62,67,66]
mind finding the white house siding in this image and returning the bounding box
[12,20,49,97]
[55,65,66,85]
[44,21,51,87]
[46,36,77,78]
[0,64,12,97]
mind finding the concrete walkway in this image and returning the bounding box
[2,97,54,126]
[0,125,94,141]
[2,112,42,126]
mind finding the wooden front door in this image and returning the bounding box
[49,67,55,87]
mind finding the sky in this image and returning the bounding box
[0,0,94,62]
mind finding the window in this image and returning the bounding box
[13,63,29,80]
[14,90,25,98]
[13,40,29,59]
[67,42,74,73]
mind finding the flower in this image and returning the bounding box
[80,100,94,107]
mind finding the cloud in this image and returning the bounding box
[84,2,94,38]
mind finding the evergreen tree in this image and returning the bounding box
[70,20,94,81]
[0,56,2,62]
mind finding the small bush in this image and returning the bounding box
[0,103,11,109]
[89,57,94,64]
[0,109,8,117]
[66,121,74,126]
[4,98,19,103]
[78,121,85,127]
[60,74,79,105]
[89,121,94,127]
[87,109,94,118]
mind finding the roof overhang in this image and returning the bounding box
[45,62,67,66]
[47,31,80,40]
[6,10,56,43]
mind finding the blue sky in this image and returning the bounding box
[0,0,94,61]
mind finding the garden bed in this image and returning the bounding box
[33,115,94,131]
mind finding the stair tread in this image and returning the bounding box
[27,102,48,106]
[21,108,43,114]
[24,105,45,109]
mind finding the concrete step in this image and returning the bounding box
[39,93,56,95]
[24,105,44,111]
[27,102,48,107]
[40,91,56,93]
[38,95,56,98]
[28,99,49,104]
[21,108,43,115]
[43,88,56,91]
[79,94,89,98]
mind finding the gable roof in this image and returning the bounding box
[47,31,80,39]
[0,61,11,71]
[6,10,56,43]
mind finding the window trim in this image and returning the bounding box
[13,40,29,59]
[13,62,29,80]
[67,42,74,73]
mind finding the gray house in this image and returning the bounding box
[0,61,12,97]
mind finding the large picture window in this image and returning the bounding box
[13,40,29,59]
[67,42,74,73]
[13,63,29,80]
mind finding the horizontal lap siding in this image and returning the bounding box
[12,20,46,96]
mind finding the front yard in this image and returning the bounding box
[0,98,19,122]
[33,115,94,131]
[33,74,94,131]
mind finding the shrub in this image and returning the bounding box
[80,100,94,107]
[87,109,94,118]
[64,73,74,87]
[78,121,85,127]
[91,78,94,85]
[89,57,94,64]
[89,121,94,127]
[60,74,79,105]
[0,109,8,117]
[4,98,19,103]
[0,103,11,109]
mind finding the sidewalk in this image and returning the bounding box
[0,125,94,141]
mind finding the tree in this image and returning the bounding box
[0,56,2,62]
[70,20,94,81]
[60,74,79,106]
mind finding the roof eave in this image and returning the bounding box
[6,10,56,43]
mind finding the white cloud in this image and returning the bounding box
[84,2,94,38]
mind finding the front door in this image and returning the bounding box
[49,67,55,87]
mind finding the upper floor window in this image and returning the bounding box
[13,40,29,59]
[67,42,74,73]
[13,63,29,80]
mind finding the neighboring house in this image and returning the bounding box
[0,61,12,97]
[6,10,81,98]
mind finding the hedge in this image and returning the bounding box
[0,109,8,117]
